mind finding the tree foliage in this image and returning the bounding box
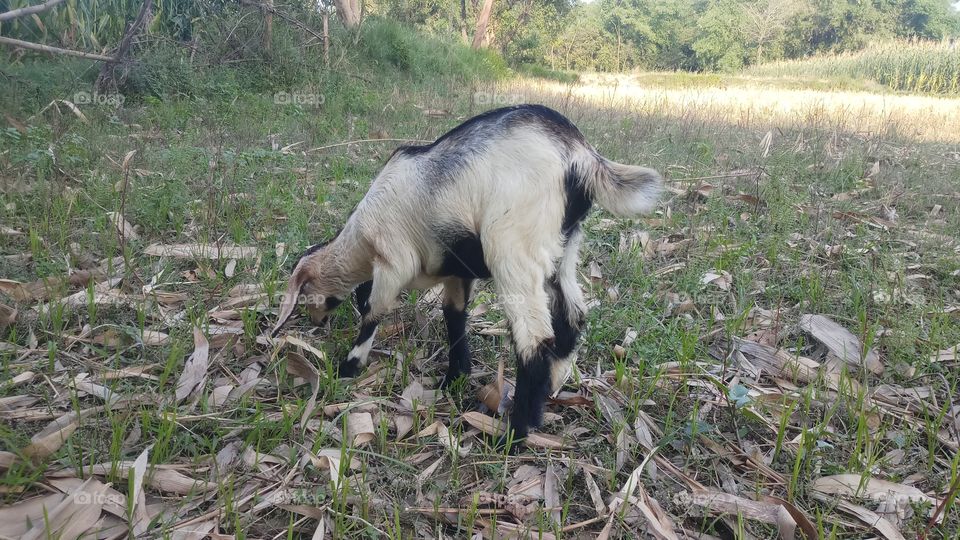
[1,0,957,72]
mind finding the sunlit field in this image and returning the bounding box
[503,72,960,142]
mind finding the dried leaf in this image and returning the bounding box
[0,451,17,470]
[0,302,16,328]
[22,409,84,459]
[144,243,259,260]
[731,338,822,384]
[129,446,150,535]
[478,380,502,411]
[582,466,606,516]
[308,448,360,489]
[0,492,67,537]
[821,497,906,540]
[57,99,89,123]
[462,411,505,435]
[589,260,603,283]
[141,329,170,346]
[284,335,327,364]
[701,270,733,291]
[627,483,679,540]
[47,458,212,495]
[346,412,375,446]
[810,474,936,505]
[286,350,320,429]
[800,315,883,374]
[691,489,791,531]
[21,477,106,540]
[175,328,210,403]
[120,149,137,173]
[930,344,959,363]
[527,432,569,449]
[394,415,414,440]
[544,461,561,527]
[401,380,439,411]
[106,212,138,240]
[224,259,237,278]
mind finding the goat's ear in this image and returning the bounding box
[272,260,311,337]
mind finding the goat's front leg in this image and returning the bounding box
[337,263,409,377]
[339,280,376,377]
[440,277,474,389]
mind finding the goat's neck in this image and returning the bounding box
[324,228,373,290]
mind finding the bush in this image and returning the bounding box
[357,17,509,82]
[517,63,579,84]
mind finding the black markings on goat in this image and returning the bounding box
[273,104,662,451]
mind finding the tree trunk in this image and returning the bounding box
[333,0,360,30]
[322,11,330,66]
[262,0,273,51]
[95,0,153,92]
[471,0,494,49]
[459,0,469,42]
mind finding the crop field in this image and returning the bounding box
[1,63,960,538]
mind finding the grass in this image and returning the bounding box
[746,40,960,96]
[2,40,960,538]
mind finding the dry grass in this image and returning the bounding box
[504,72,960,143]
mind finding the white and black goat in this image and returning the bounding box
[273,104,661,445]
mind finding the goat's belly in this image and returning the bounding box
[435,231,492,279]
[406,274,444,289]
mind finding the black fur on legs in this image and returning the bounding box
[339,316,378,377]
[440,278,474,389]
[441,305,471,388]
[337,280,375,377]
[548,276,582,358]
[507,341,555,445]
[500,278,584,451]
[338,356,361,377]
[354,280,373,316]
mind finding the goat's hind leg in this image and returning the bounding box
[488,256,556,447]
[547,228,587,392]
[440,277,474,389]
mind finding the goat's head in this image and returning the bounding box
[272,245,350,336]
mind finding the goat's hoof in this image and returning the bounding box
[439,370,469,391]
[494,431,525,454]
[337,357,361,378]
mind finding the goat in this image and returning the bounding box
[273,104,662,446]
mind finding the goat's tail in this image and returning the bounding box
[575,147,663,218]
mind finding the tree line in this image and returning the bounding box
[1,0,958,74]
[376,0,960,72]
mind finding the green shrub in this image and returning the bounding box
[517,63,579,83]
[357,17,509,82]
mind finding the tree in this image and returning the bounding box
[893,0,960,38]
[472,0,495,48]
[692,0,749,71]
[334,0,361,29]
[741,0,808,63]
